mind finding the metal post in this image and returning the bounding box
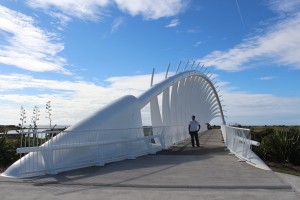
[200,65,204,71]
[165,63,170,79]
[183,60,189,71]
[190,60,195,70]
[176,61,181,74]
[195,62,201,70]
[150,68,155,87]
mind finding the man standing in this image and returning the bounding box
[189,115,201,148]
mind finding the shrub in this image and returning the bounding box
[251,127,275,143]
[259,128,300,165]
[0,134,20,168]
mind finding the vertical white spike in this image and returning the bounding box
[165,63,170,79]
[190,60,195,70]
[195,62,201,70]
[176,61,181,74]
[150,68,155,87]
[200,65,204,71]
[183,60,189,71]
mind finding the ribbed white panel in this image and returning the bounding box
[162,87,171,126]
[150,96,163,127]
[162,87,173,144]
[170,83,178,126]
[176,78,185,125]
[183,77,193,125]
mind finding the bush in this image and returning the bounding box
[251,127,275,143]
[0,134,20,169]
[259,128,300,165]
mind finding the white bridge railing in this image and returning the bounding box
[221,125,270,170]
[15,125,188,177]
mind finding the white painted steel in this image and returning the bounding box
[221,125,270,170]
[4,128,162,177]
[2,70,228,178]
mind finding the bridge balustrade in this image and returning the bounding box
[221,125,269,170]
[14,125,188,177]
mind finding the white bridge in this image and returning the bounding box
[2,62,269,178]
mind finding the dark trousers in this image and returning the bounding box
[189,131,200,147]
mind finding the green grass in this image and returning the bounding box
[250,125,300,133]
[267,162,300,176]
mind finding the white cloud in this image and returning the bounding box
[26,0,187,21]
[0,5,69,73]
[0,73,165,125]
[199,12,300,71]
[26,0,111,21]
[194,41,203,47]
[187,27,201,34]
[220,90,300,125]
[111,17,124,33]
[165,19,179,27]
[268,0,300,14]
[1,73,300,126]
[115,0,186,20]
[260,76,275,80]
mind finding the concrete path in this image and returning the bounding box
[1,129,299,200]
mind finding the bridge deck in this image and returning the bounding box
[1,129,299,200]
[158,129,227,155]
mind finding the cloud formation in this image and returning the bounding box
[111,17,125,33]
[0,5,69,73]
[220,90,300,125]
[0,73,165,125]
[1,73,300,126]
[114,0,186,20]
[26,0,187,21]
[199,6,300,71]
[26,0,111,21]
[0,1,187,73]
[260,76,275,80]
[268,0,300,14]
[165,19,179,27]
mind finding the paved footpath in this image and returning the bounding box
[1,129,299,200]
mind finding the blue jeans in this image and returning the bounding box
[189,131,200,147]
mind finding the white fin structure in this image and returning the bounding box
[3,70,229,178]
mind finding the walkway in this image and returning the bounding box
[0,129,299,200]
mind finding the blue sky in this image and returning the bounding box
[1,0,300,126]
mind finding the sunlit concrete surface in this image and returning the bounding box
[0,130,299,200]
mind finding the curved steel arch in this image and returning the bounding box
[139,70,225,126]
[2,69,225,178]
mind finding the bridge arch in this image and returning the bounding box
[139,70,225,128]
[2,69,226,178]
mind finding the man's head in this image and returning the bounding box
[192,115,195,120]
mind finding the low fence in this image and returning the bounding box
[14,125,189,177]
[221,125,269,170]
[221,125,252,160]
